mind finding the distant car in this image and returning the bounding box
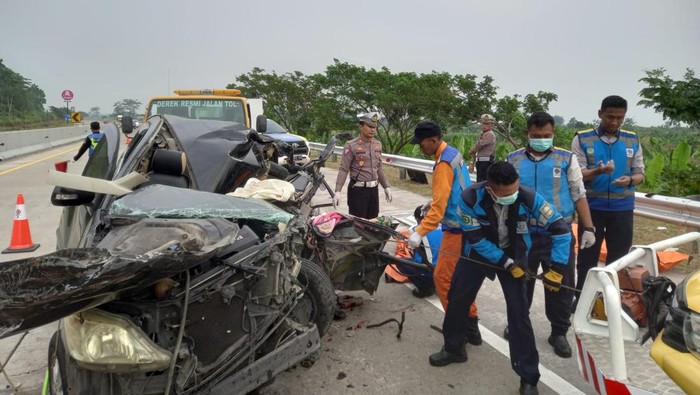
[265,119,311,166]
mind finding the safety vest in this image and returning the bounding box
[436,145,471,231]
[507,147,575,223]
[87,132,103,156]
[576,129,639,211]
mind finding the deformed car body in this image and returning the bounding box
[0,115,401,394]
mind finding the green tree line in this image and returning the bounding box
[0,59,48,126]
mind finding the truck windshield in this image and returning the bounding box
[148,99,246,123]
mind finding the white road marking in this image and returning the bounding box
[407,283,585,395]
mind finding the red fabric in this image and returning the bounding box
[385,230,411,283]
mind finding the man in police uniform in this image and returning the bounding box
[430,162,571,395]
[469,114,497,182]
[506,112,596,358]
[571,95,645,292]
[333,112,392,218]
[73,121,104,161]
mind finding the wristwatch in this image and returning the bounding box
[583,226,596,233]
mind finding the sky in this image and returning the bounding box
[1,0,699,127]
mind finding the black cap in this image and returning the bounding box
[90,121,100,130]
[410,120,442,144]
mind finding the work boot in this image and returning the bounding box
[519,380,539,395]
[503,325,509,341]
[548,335,572,358]
[429,347,468,367]
[465,317,482,345]
[412,286,435,298]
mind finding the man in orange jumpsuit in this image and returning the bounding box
[408,120,481,345]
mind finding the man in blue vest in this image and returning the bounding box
[73,121,104,161]
[507,112,596,358]
[430,161,571,395]
[408,120,481,345]
[572,96,645,292]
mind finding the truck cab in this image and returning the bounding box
[145,89,309,165]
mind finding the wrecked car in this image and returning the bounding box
[0,115,400,394]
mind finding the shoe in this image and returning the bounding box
[465,317,482,346]
[519,381,539,395]
[548,335,572,358]
[412,287,435,298]
[503,325,509,341]
[429,347,468,367]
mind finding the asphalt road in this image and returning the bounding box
[0,142,598,394]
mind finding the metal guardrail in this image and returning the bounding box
[309,142,700,228]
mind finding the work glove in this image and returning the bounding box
[384,187,393,203]
[542,266,564,292]
[408,232,422,249]
[332,192,341,209]
[504,258,527,280]
[580,230,596,249]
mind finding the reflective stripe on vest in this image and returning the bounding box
[576,129,639,210]
[507,147,575,223]
[436,145,471,230]
[87,132,103,156]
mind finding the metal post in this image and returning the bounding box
[597,272,628,381]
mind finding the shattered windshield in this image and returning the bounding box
[109,185,293,225]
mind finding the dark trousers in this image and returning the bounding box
[443,258,540,385]
[397,261,434,293]
[575,209,634,291]
[526,229,576,336]
[347,186,379,219]
[475,161,492,182]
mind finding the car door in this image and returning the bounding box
[55,122,121,249]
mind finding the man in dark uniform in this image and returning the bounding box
[429,162,572,395]
[333,112,392,218]
[74,121,104,161]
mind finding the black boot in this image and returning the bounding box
[465,317,482,345]
[519,380,539,395]
[503,325,509,341]
[429,347,468,367]
[412,286,435,298]
[548,335,572,358]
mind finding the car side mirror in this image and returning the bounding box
[256,115,267,134]
[121,116,134,135]
[50,186,95,206]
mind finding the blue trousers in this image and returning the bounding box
[442,257,540,385]
[526,229,576,336]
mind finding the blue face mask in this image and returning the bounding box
[529,138,553,152]
[490,189,519,206]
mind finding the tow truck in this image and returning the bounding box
[573,231,700,395]
[144,89,310,165]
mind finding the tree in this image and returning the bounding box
[89,106,101,117]
[0,59,47,121]
[638,68,700,127]
[553,115,565,125]
[113,99,142,117]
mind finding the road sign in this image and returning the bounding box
[70,112,82,123]
[64,114,71,121]
[61,90,74,101]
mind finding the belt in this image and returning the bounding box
[353,180,378,188]
[476,156,493,162]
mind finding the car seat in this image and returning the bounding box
[145,149,190,188]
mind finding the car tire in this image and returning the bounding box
[294,259,336,336]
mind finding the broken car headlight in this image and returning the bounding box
[64,309,171,371]
[684,312,700,361]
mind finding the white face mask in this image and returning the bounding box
[488,188,519,206]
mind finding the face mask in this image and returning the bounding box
[490,189,519,206]
[529,138,553,152]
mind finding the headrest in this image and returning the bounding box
[151,150,187,176]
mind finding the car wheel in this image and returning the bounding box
[47,332,68,395]
[293,259,335,336]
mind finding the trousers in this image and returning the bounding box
[442,257,540,385]
[347,186,379,219]
[433,231,478,317]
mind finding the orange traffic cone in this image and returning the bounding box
[2,194,40,254]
